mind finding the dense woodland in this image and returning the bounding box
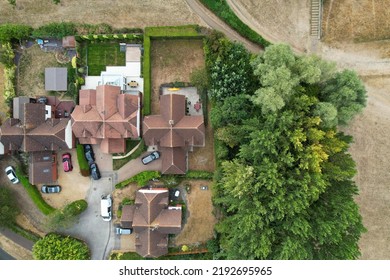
[204,32,367,259]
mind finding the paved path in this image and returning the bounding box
[0,228,34,251]
[116,152,162,183]
[185,0,262,53]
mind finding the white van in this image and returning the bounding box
[100,194,112,222]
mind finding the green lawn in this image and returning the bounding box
[87,42,125,76]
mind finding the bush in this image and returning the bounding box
[63,199,88,216]
[0,23,32,43]
[115,171,161,189]
[185,170,214,179]
[15,168,55,215]
[33,233,90,260]
[32,22,76,39]
[76,144,90,176]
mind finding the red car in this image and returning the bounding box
[62,153,73,172]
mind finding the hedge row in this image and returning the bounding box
[199,0,270,47]
[184,170,214,180]
[76,144,90,176]
[15,168,55,215]
[115,171,161,189]
[143,35,151,115]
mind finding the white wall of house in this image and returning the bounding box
[65,120,73,149]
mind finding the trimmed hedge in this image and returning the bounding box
[15,168,55,215]
[144,25,203,38]
[184,170,214,180]
[199,0,270,47]
[143,35,151,115]
[116,171,161,189]
[76,144,90,176]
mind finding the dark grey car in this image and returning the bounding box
[141,151,160,165]
[84,144,95,164]
[90,163,101,180]
[41,185,61,193]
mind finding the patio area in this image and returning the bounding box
[161,87,203,116]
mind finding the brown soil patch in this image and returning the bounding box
[322,0,390,43]
[174,180,216,245]
[0,0,203,29]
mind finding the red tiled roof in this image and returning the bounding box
[143,94,205,174]
[71,85,140,154]
[131,188,182,258]
[0,101,72,154]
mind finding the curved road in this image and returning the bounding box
[185,0,262,53]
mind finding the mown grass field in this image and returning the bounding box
[85,42,125,76]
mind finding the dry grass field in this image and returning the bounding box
[0,0,203,28]
[17,45,61,97]
[322,0,390,43]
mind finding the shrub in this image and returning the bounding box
[116,171,161,189]
[33,233,90,260]
[32,22,76,39]
[0,23,32,43]
[63,199,88,216]
[15,168,55,215]
[185,170,214,179]
[76,144,90,176]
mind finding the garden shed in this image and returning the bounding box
[45,67,68,91]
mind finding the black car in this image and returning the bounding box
[90,163,101,180]
[41,185,61,194]
[84,144,95,164]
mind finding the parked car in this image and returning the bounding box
[41,185,61,194]
[141,151,160,165]
[36,96,48,104]
[90,163,101,180]
[100,194,112,222]
[84,144,95,164]
[200,186,208,190]
[5,166,19,184]
[62,153,73,172]
[115,227,133,235]
[174,189,180,198]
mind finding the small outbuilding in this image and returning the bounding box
[45,67,68,91]
[62,36,76,49]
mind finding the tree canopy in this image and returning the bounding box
[32,233,90,260]
[206,40,366,260]
[0,24,32,43]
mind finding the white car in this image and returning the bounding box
[5,166,19,184]
[100,194,112,222]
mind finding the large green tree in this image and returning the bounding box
[319,69,367,125]
[32,233,90,260]
[210,42,366,260]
